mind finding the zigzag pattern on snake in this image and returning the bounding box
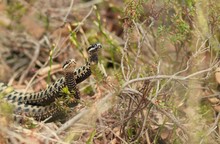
[0,43,102,122]
[1,43,102,106]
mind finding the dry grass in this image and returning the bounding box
[0,0,220,143]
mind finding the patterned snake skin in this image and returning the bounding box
[7,59,77,122]
[0,43,102,121]
[2,43,102,106]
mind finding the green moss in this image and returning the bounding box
[0,102,13,116]
[6,2,27,22]
[86,130,96,144]
[199,100,213,123]
[83,85,95,96]
[37,13,50,30]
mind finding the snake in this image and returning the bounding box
[0,43,102,121]
[1,43,102,106]
[11,59,78,122]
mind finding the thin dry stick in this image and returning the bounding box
[8,67,26,85]
[200,112,220,144]
[201,93,220,99]
[121,37,129,81]
[122,66,216,88]
[27,4,95,88]
[25,3,95,89]
[53,5,95,58]
[123,88,189,137]
[14,124,66,144]
[145,130,151,144]
[26,36,58,90]
[18,38,40,85]
[157,107,189,138]
[63,0,75,22]
[152,39,212,96]
[128,21,143,80]
[72,0,103,11]
[53,92,114,136]
[153,60,161,100]
[97,117,108,143]
[105,126,128,144]
[55,108,88,135]
[0,126,33,144]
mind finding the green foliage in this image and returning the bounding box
[169,15,191,44]
[199,101,213,123]
[37,13,50,30]
[5,1,27,30]
[114,70,124,86]
[0,101,13,116]
[69,29,80,47]
[83,85,95,96]
[124,0,147,23]
[23,120,38,129]
[2,0,220,143]
[61,86,78,107]
[54,97,70,113]
[62,86,70,95]
[0,87,14,115]
[6,2,27,22]
[91,65,105,83]
[126,119,139,140]
[94,5,121,69]
[86,130,96,144]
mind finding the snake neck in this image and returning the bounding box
[65,72,76,92]
[64,72,80,102]
[89,51,99,65]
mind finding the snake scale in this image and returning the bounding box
[0,43,102,122]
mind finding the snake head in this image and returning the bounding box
[62,59,76,72]
[87,43,102,54]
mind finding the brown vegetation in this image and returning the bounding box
[0,0,220,143]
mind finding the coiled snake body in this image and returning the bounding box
[0,43,102,121]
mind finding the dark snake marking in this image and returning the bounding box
[2,43,102,106]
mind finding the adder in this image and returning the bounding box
[2,43,102,106]
[0,43,102,121]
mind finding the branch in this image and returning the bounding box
[122,66,215,89]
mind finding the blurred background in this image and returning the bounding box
[0,0,220,143]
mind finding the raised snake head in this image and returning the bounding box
[62,59,76,73]
[87,43,102,65]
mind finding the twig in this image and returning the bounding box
[128,21,143,80]
[25,37,53,90]
[105,126,128,144]
[53,5,95,59]
[157,107,189,138]
[0,126,32,144]
[54,92,115,136]
[122,66,216,88]
[154,60,161,99]
[73,6,95,33]
[123,88,190,138]
[8,67,26,85]
[201,93,220,99]
[18,38,40,85]
[63,0,75,23]
[121,37,129,81]
[200,112,220,144]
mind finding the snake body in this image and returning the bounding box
[13,101,60,122]
[2,43,102,106]
[63,59,80,107]
[2,59,77,122]
[0,43,102,121]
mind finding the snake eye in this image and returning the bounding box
[62,61,69,69]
